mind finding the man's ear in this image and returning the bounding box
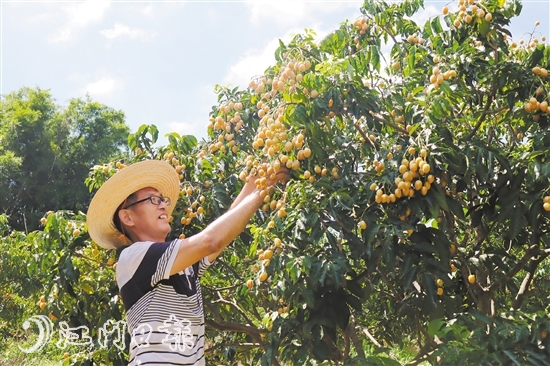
[118,209,135,228]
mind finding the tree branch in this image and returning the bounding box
[204,317,264,345]
[490,244,542,291]
[512,249,550,309]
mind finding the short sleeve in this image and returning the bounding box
[116,240,181,310]
[197,255,212,277]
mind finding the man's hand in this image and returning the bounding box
[266,166,290,187]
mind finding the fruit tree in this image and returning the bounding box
[2,0,550,365]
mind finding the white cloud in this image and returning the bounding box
[50,0,111,43]
[140,5,154,17]
[224,38,280,89]
[408,5,441,28]
[244,0,359,27]
[166,120,206,140]
[100,23,156,41]
[223,26,335,89]
[80,76,124,99]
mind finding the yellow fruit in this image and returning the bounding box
[450,244,457,254]
[63,352,70,359]
[263,249,273,260]
[485,13,492,21]
[246,279,254,289]
[442,6,449,15]
[39,302,46,310]
[310,90,319,99]
[468,274,476,284]
[541,331,548,339]
[437,279,443,287]
[40,295,46,303]
[40,217,47,225]
[259,271,268,282]
[437,287,444,296]
[358,220,367,230]
[543,196,550,204]
[107,257,115,266]
[73,229,80,237]
[543,202,550,212]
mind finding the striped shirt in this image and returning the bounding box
[116,240,211,365]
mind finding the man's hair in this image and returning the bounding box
[113,192,137,236]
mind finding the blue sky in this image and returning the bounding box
[1,1,547,144]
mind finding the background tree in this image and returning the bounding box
[0,87,130,232]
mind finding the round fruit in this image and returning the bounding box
[450,244,457,254]
[259,271,268,282]
[263,249,273,260]
[468,274,476,284]
[246,279,254,289]
[437,287,444,296]
[436,278,443,287]
[358,220,367,230]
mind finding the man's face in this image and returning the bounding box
[123,187,171,242]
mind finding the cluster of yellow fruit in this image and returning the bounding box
[246,237,283,288]
[532,66,549,78]
[436,278,444,296]
[249,58,311,97]
[510,21,546,51]
[443,0,492,27]
[353,16,369,34]
[543,196,550,212]
[179,187,205,227]
[352,17,371,49]
[36,295,47,310]
[429,65,457,89]
[406,33,425,45]
[163,151,187,180]
[65,221,81,237]
[523,94,550,114]
[370,147,434,203]
[206,101,245,155]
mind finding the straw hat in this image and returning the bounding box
[87,160,180,250]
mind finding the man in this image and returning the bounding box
[87,159,289,365]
